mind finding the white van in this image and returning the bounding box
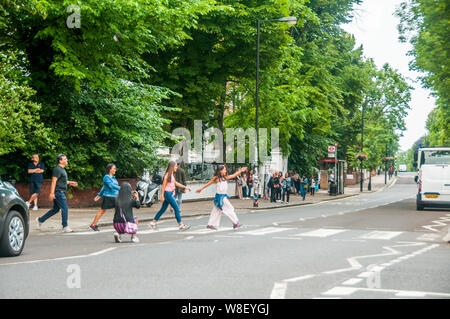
[415,147,450,210]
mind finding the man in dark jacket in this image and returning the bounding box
[174,162,187,215]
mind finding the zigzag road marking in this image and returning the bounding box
[422,214,450,232]
[269,241,427,299]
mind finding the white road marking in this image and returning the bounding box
[239,227,293,236]
[342,278,363,286]
[359,231,403,240]
[184,227,234,235]
[323,286,450,298]
[296,228,347,238]
[0,247,117,266]
[422,214,450,232]
[139,227,180,234]
[322,287,358,296]
[270,282,288,299]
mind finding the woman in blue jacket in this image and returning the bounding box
[90,163,121,231]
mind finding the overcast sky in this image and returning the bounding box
[341,0,436,152]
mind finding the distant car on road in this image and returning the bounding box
[414,147,450,210]
[399,164,407,172]
[0,178,29,257]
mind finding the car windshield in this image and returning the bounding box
[420,150,450,166]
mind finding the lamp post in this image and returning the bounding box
[360,104,365,192]
[255,16,297,197]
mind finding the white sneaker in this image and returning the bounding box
[32,206,38,211]
[179,224,191,231]
[62,226,73,233]
[35,217,42,230]
[131,236,140,243]
[114,232,122,243]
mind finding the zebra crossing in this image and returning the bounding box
[64,223,443,243]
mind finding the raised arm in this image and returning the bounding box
[225,167,247,180]
[196,176,218,193]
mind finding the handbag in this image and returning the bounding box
[120,209,138,234]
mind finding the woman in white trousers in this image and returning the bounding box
[197,165,247,230]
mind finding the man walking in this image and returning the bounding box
[36,154,78,233]
[26,154,45,210]
[174,161,187,215]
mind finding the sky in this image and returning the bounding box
[341,0,436,152]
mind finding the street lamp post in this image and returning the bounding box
[360,104,364,192]
[255,16,297,197]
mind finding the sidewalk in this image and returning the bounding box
[29,174,397,236]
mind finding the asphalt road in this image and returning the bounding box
[1,173,449,299]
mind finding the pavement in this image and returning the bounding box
[29,174,398,236]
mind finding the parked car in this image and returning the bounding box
[0,178,29,257]
[414,147,450,210]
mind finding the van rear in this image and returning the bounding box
[417,164,450,210]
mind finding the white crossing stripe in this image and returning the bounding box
[139,226,181,234]
[239,227,293,236]
[359,231,403,240]
[184,227,234,235]
[296,228,347,238]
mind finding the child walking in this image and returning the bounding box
[196,165,247,230]
[149,161,191,231]
[113,182,140,243]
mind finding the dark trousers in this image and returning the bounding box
[270,187,277,202]
[282,188,290,203]
[39,191,68,228]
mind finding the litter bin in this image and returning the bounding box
[329,183,337,196]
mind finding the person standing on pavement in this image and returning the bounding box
[174,161,187,215]
[90,163,120,231]
[113,182,140,243]
[36,154,78,233]
[282,173,292,203]
[301,174,308,200]
[26,154,45,210]
[310,176,316,196]
[247,169,254,198]
[196,165,247,230]
[149,161,191,231]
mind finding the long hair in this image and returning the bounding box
[116,182,133,211]
[214,165,226,181]
[164,161,177,182]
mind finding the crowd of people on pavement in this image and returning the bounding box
[264,171,318,204]
[26,153,319,243]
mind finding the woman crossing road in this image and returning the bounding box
[196,165,247,230]
[90,164,120,231]
[113,182,140,243]
[148,161,191,231]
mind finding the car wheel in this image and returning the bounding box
[0,210,26,257]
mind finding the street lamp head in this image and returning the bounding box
[276,16,297,25]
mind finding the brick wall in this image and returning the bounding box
[15,178,137,208]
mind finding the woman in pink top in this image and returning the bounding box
[149,161,191,231]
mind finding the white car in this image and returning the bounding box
[415,147,450,210]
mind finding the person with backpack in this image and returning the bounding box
[149,161,191,231]
[90,163,120,231]
[113,182,140,243]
